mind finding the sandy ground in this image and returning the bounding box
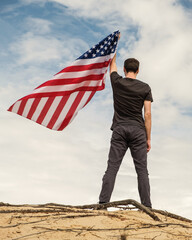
[0,203,191,240]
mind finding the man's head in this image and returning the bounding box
[124,58,140,75]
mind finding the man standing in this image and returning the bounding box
[99,46,153,208]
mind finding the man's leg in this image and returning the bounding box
[129,127,152,208]
[99,126,128,203]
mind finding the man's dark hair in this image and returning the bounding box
[124,58,140,73]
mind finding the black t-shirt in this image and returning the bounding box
[110,71,153,130]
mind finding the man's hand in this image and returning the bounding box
[147,139,151,152]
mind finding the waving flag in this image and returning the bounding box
[8,30,120,131]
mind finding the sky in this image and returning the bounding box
[0,0,192,218]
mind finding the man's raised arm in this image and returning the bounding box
[109,33,120,75]
[109,53,117,74]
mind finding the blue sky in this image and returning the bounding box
[0,0,192,219]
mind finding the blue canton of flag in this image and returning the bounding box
[79,30,120,59]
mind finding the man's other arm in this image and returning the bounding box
[144,100,152,152]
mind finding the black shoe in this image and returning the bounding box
[97,202,108,210]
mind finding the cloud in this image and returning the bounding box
[19,0,46,7]
[10,33,66,64]
[25,17,53,34]
[9,19,89,67]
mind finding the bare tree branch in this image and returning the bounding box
[1,199,191,223]
[152,209,192,223]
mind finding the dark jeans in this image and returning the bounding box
[99,124,152,208]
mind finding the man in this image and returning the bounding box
[99,45,153,208]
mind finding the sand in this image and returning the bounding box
[0,203,191,240]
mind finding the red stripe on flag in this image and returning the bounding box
[17,99,27,116]
[56,60,110,74]
[35,74,104,89]
[58,91,85,131]
[36,97,55,124]
[47,95,70,129]
[8,104,14,112]
[27,98,41,119]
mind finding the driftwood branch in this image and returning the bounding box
[32,222,192,232]
[152,209,192,223]
[120,230,192,239]
[0,209,69,214]
[73,199,161,221]
[0,199,191,223]
[11,222,192,240]
[11,230,52,240]
[0,199,160,221]
[2,212,131,229]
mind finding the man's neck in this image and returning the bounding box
[125,72,137,79]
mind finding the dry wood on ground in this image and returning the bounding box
[0,199,191,240]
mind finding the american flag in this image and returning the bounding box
[8,30,120,131]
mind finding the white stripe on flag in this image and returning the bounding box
[31,97,48,122]
[52,92,79,130]
[41,96,63,127]
[12,100,21,113]
[53,68,107,80]
[71,55,112,66]
[22,98,35,117]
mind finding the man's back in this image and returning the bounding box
[110,71,153,130]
